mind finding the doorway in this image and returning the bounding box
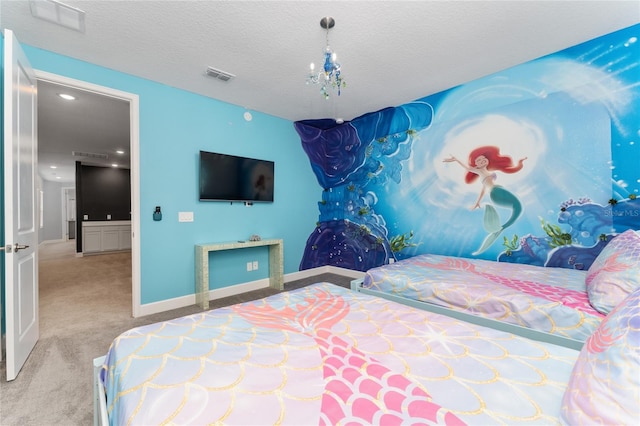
[35,70,141,317]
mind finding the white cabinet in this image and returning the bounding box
[119,228,132,250]
[83,228,103,253]
[82,221,131,254]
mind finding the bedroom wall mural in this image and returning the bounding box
[295,23,639,272]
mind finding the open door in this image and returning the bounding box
[2,29,39,381]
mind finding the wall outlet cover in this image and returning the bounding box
[178,212,194,222]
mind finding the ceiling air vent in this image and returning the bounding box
[205,67,235,82]
[72,151,109,160]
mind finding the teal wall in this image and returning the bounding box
[3,42,319,305]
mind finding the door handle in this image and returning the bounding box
[14,243,29,252]
[0,244,29,253]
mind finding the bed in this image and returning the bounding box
[352,254,603,349]
[353,229,640,349]
[94,281,639,425]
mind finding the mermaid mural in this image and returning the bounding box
[443,146,527,255]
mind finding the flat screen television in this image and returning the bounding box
[199,150,274,202]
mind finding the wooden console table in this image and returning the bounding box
[195,239,283,309]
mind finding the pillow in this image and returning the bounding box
[586,229,640,314]
[560,287,640,425]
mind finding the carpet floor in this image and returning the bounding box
[0,241,353,425]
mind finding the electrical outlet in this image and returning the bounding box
[246,262,253,272]
[252,261,258,270]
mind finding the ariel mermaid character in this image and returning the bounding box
[443,146,526,255]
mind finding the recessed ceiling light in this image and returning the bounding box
[55,176,61,179]
[30,0,86,33]
[116,150,125,155]
[50,165,57,169]
[58,93,76,100]
[112,164,118,168]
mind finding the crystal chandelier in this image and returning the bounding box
[306,17,345,99]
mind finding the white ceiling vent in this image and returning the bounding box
[205,67,235,82]
[30,0,86,33]
[72,151,109,160]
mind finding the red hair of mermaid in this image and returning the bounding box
[465,145,526,184]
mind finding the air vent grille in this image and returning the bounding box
[72,151,109,160]
[206,67,235,82]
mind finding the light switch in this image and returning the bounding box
[178,211,194,222]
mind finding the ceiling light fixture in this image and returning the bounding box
[58,93,76,100]
[306,17,346,99]
[29,0,86,33]
[116,150,125,154]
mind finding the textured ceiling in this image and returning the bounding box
[1,1,638,182]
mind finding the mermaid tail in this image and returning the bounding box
[473,186,522,255]
[491,186,522,229]
[235,290,465,425]
[482,204,502,233]
[473,229,502,255]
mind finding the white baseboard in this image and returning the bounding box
[39,238,66,246]
[326,265,366,279]
[284,265,365,281]
[137,266,365,317]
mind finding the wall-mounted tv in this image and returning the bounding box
[199,150,274,202]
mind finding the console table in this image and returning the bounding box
[195,239,284,309]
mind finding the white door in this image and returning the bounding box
[2,29,39,381]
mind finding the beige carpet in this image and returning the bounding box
[0,240,351,425]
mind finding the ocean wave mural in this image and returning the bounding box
[295,24,639,272]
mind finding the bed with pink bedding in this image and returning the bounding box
[95,282,639,425]
[353,254,606,348]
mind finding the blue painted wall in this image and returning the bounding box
[296,24,640,272]
[1,40,319,305]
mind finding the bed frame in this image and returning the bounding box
[350,278,584,351]
[93,356,108,426]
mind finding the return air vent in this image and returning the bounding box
[72,151,108,160]
[205,66,235,82]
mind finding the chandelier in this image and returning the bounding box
[306,17,345,99]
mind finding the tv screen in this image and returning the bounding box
[199,151,274,202]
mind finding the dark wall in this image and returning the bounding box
[80,164,131,220]
[75,162,131,252]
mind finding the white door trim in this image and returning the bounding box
[35,70,142,317]
[61,186,75,240]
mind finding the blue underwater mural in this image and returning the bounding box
[295,24,640,272]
